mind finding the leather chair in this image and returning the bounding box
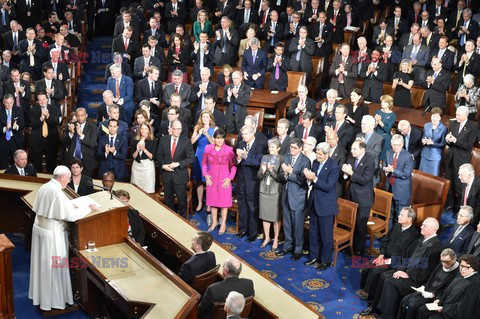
[410,169,450,226]
[367,188,393,250]
[247,107,265,132]
[191,264,220,296]
[383,82,394,97]
[471,147,480,176]
[333,198,358,266]
[212,295,254,319]
[410,87,426,109]
[286,71,306,93]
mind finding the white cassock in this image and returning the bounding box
[28,178,90,311]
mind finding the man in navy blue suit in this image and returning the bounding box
[277,138,311,260]
[106,64,134,126]
[383,134,414,226]
[342,139,375,255]
[178,231,216,285]
[96,119,128,181]
[241,37,268,89]
[445,206,475,254]
[235,125,267,242]
[304,142,339,270]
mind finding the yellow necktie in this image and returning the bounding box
[42,120,48,138]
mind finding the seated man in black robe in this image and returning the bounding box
[178,231,216,285]
[398,248,459,319]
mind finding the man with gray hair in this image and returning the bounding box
[423,56,450,111]
[241,37,267,89]
[97,90,125,123]
[224,71,251,134]
[397,119,423,168]
[163,70,192,109]
[198,256,254,318]
[445,105,476,214]
[446,205,475,254]
[190,67,219,115]
[224,291,245,318]
[4,149,37,176]
[458,163,480,227]
[106,63,134,125]
[213,16,240,66]
[356,115,383,183]
[29,165,97,311]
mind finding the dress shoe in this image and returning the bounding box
[315,262,333,270]
[271,246,280,253]
[304,259,318,266]
[246,236,257,243]
[235,231,246,238]
[259,239,272,248]
[359,305,374,316]
[291,253,302,260]
[276,250,291,257]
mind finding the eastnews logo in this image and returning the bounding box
[351,256,429,269]
[51,256,129,269]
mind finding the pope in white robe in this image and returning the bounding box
[28,165,95,311]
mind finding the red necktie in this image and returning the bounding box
[389,153,397,185]
[335,123,339,132]
[124,38,128,51]
[171,138,177,158]
[303,127,308,140]
[115,79,120,99]
[262,12,267,24]
[333,12,337,32]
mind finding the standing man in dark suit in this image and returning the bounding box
[106,64,135,126]
[397,120,423,168]
[178,231,216,285]
[235,125,266,241]
[197,257,254,319]
[236,0,259,38]
[19,27,43,80]
[327,0,345,44]
[0,94,24,168]
[383,134,414,226]
[96,90,125,124]
[4,68,31,125]
[224,71,251,134]
[143,17,168,47]
[342,139,375,255]
[95,0,115,36]
[283,11,304,56]
[163,70,192,109]
[430,36,455,71]
[2,21,25,64]
[326,130,346,196]
[3,149,37,176]
[310,12,333,59]
[277,137,311,260]
[0,1,15,33]
[134,66,162,113]
[423,57,451,111]
[459,163,480,227]
[444,106,477,213]
[213,16,239,66]
[454,40,480,88]
[262,10,283,53]
[111,27,139,67]
[164,0,187,34]
[34,66,64,111]
[304,142,339,270]
[325,104,354,151]
[96,119,128,181]
[360,50,386,104]
[190,67,218,116]
[113,10,140,40]
[16,0,42,29]
[29,92,60,173]
[329,43,358,98]
[289,26,314,80]
[195,95,225,130]
[267,42,290,91]
[465,221,480,257]
[456,8,478,50]
[356,115,383,178]
[156,119,194,217]
[388,5,408,42]
[287,85,316,128]
[63,108,97,177]
[401,33,430,85]
[294,111,324,143]
[445,206,475,254]
[241,37,268,89]
[191,32,214,83]
[132,44,161,80]
[276,118,291,156]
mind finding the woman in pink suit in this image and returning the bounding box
[202,129,236,234]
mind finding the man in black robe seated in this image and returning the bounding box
[360,217,443,318]
[359,207,420,300]
[398,248,459,319]
[416,254,480,319]
[178,231,216,285]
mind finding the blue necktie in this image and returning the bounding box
[405,134,410,151]
[74,134,82,158]
[460,22,467,46]
[354,159,359,169]
[222,31,227,53]
[271,23,275,46]
[316,162,324,176]
[6,110,11,141]
[109,137,114,169]
[1,9,6,26]
[295,47,301,61]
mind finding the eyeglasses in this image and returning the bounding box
[172,127,182,131]
[290,145,300,149]
[459,264,472,270]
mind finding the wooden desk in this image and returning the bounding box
[0,175,322,319]
[217,87,292,124]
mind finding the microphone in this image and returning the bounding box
[86,180,114,199]
[422,104,433,116]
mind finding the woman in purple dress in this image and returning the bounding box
[202,129,236,234]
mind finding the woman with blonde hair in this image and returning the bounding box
[193,9,213,42]
[130,109,149,144]
[375,95,396,161]
[392,59,414,108]
[131,123,157,193]
[192,110,217,212]
[217,64,233,87]
[237,27,256,67]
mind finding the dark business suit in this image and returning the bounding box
[29,105,60,173]
[279,152,311,254]
[16,0,42,29]
[164,1,187,34]
[309,21,333,58]
[345,153,375,254]
[326,9,346,43]
[104,62,133,80]
[446,223,475,254]
[329,55,358,98]
[134,78,162,111]
[465,231,480,257]
[445,120,477,212]
[111,36,140,64]
[236,138,266,239]
[156,135,195,217]
[461,177,480,227]
[328,121,354,151]
[454,52,480,88]
[262,20,284,53]
[18,38,43,80]
[106,75,135,125]
[2,30,26,56]
[190,81,219,115]
[286,97,316,128]
[128,208,145,245]
[402,126,423,167]
[178,251,216,285]
[423,69,451,110]
[308,157,339,263]
[279,135,292,156]
[283,21,305,56]
[67,175,94,196]
[132,55,161,80]
[294,124,324,143]
[430,47,455,71]
[96,104,125,124]
[456,19,479,48]
[213,27,239,66]
[163,82,192,109]
[143,28,168,48]
[197,276,255,319]
[190,42,214,82]
[0,107,24,169]
[241,48,268,89]
[63,122,98,176]
[289,37,315,74]
[266,54,290,91]
[34,78,64,110]
[42,61,70,84]
[361,62,387,103]
[97,134,128,181]
[330,145,346,196]
[224,82,251,134]
[385,149,414,224]
[4,164,37,176]
[160,107,192,130]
